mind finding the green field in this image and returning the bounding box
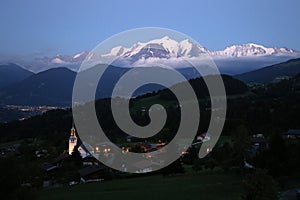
[39,171,242,200]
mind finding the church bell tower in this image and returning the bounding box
[68,123,77,155]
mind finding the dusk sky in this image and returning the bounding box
[1,0,300,55]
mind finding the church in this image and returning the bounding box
[68,123,91,158]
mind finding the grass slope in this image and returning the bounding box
[39,171,242,200]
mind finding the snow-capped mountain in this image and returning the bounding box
[35,50,89,64]
[22,36,299,73]
[96,37,300,60]
[210,43,298,57]
[35,37,299,65]
[100,36,208,60]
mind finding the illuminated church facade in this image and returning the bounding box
[68,124,77,155]
[68,124,90,158]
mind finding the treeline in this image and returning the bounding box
[159,74,248,100]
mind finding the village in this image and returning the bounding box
[1,123,300,191]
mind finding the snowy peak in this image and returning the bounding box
[35,51,89,64]
[146,36,180,57]
[34,37,300,66]
[129,43,171,63]
[179,39,207,57]
[110,36,208,59]
[211,43,298,57]
[109,46,128,57]
[118,36,181,58]
[72,51,89,61]
[104,38,299,59]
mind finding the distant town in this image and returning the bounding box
[0,105,67,122]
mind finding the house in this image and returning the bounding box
[282,129,300,139]
[0,143,21,158]
[35,149,48,158]
[78,142,94,158]
[82,156,100,166]
[252,134,268,148]
[126,135,133,142]
[196,133,211,142]
[78,165,107,183]
[132,159,164,173]
[42,152,69,172]
[249,133,269,156]
[244,159,255,170]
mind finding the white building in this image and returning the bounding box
[68,124,92,158]
[68,124,77,155]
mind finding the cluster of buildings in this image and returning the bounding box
[3,124,299,187]
[42,124,171,186]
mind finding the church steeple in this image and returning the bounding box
[68,122,77,155]
[70,122,76,136]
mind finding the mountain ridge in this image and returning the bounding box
[0,63,34,89]
[0,67,76,106]
[235,58,300,83]
[2,37,298,73]
[36,37,300,65]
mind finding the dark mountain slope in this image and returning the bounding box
[0,63,34,89]
[235,58,300,83]
[0,67,76,106]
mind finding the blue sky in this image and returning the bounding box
[1,0,300,55]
